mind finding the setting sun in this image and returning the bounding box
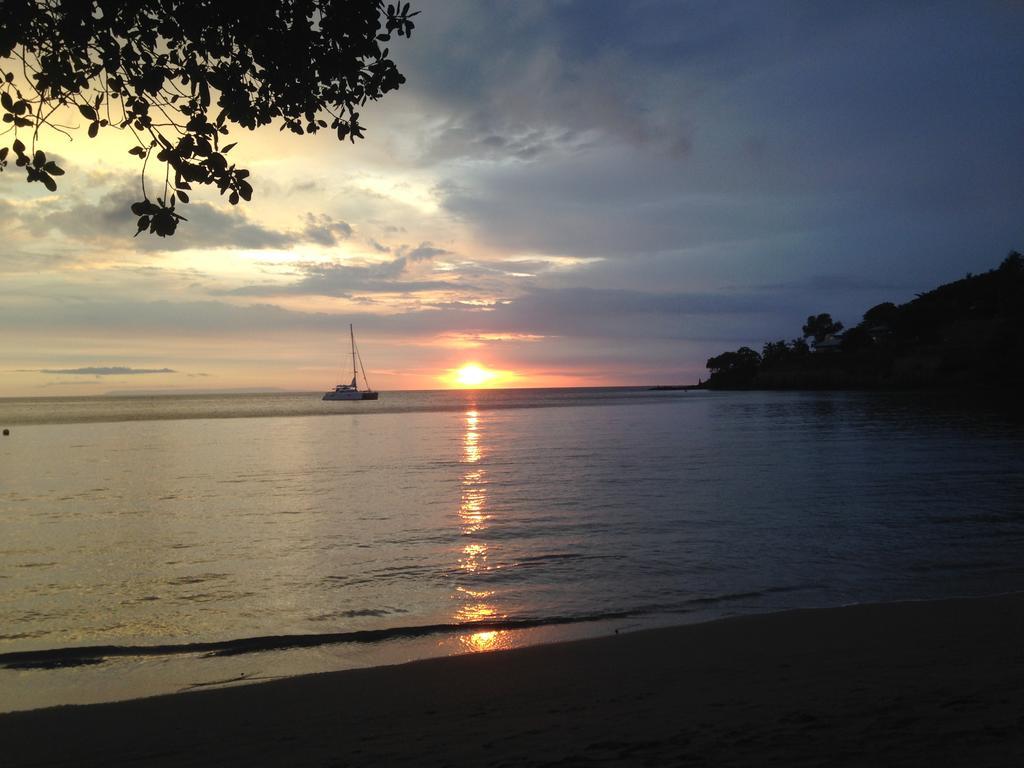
[455,364,495,387]
[441,362,519,388]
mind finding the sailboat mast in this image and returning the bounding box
[350,323,357,384]
[355,339,372,392]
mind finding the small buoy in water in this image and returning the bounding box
[1,429,8,436]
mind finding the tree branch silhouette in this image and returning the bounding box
[0,0,418,237]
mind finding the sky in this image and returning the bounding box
[2,0,1022,395]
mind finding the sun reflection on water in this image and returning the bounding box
[460,628,513,652]
[452,408,511,652]
[454,590,511,652]
[460,469,487,534]
[462,410,482,464]
[459,542,488,572]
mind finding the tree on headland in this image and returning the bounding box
[702,251,1024,391]
[1000,251,1022,275]
[760,340,790,368]
[862,302,898,329]
[802,313,844,343]
[706,346,761,388]
[0,1,417,237]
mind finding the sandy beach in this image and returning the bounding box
[4,593,1024,766]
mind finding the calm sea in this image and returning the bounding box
[2,388,1023,711]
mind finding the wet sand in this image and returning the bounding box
[4,593,1024,766]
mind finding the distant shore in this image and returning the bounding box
[5,593,1024,766]
[701,254,1024,392]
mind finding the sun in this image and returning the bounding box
[454,363,495,387]
[441,362,519,388]
[442,364,520,391]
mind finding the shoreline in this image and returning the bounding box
[5,593,1024,766]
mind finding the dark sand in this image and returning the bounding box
[4,594,1024,766]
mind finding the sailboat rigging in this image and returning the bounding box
[323,324,379,401]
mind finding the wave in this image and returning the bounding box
[0,586,811,670]
[0,387,696,426]
[0,613,636,670]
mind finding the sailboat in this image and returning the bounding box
[323,324,379,401]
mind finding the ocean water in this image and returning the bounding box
[2,388,1023,711]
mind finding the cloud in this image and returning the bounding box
[301,214,353,246]
[8,180,363,253]
[756,274,911,294]
[2,283,787,343]
[222,256,469,297]
[403,242,451,262]
[32,366,176,375]
[19,183,294,251]
[384,0,1024,289]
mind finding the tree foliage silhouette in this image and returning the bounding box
[703,251,1024,390]
[801,313,843,343]
[862,302,898,328]
[0,1,417,237]
[706,346,761,387]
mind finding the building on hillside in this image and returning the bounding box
[812,333,843,352]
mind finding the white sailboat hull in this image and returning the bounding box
[322,390,379,401]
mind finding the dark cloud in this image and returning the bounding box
[757,275,911,294]
[452,287,790,343]
[2,284,788,345]
[12,181,362,252]
[168,203,294,251]
[389,0,1023,303]
[222,257,468,297]
[33,367,176,375]
[403,242,451,262]
[301,214,353,246]
[23,183,293,251]
[2,299,326,336]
